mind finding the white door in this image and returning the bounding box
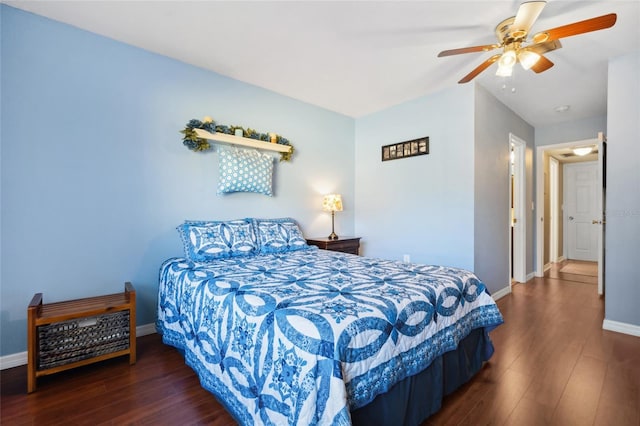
[565,162,598,261]
[510,134,526,284]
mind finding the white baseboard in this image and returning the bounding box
[602,319,640,337]
[137,323,157,337]
[0,323,157,370]
[557,256,566,262]
[0,351,28,371]
[492,285,512,301]
[526,272,535,282]
[544,262,552,272]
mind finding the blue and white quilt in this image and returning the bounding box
[157,247,503,425]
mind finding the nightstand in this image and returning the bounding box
[306,237,361,255]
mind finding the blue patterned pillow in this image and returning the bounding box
[253,218,309,254]
[217,147,273,196]
[178,219,258,261]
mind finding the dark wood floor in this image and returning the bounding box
[2,261,639,425]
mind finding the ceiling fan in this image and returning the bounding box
[438,1,617,84]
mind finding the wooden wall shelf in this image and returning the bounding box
[193,128,292,154]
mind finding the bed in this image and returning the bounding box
[156,218,503,425]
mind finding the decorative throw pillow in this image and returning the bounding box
[178,219,258,261]
[253,218,309,254]
[217,147,274,196]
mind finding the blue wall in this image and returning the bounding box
[353,84,534,296]
[474,85,534,291]
[354,85,476,272]
[0,6,355,356]
[605,51,640,328]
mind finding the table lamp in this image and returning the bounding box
[322,194,343,240]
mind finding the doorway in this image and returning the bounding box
[535,135,605,293]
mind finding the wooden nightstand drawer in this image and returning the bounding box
[306,237,361,255]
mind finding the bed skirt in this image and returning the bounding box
[350,327,491,426]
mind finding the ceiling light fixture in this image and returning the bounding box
[496,50,516,77]
[496,47,540,77]
[438,0,617,85]
[518,50,541,70]
[496,63,513,77]
[498,50,517,68]
[572,146,593,156]
[554,105,570,113]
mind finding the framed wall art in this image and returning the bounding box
[381,137,429,162]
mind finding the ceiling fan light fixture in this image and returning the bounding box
[572,146,593,156]
[518,50,541,70]
[438,3,617,85]
[496,63,513,77]
[498,50,517,68]
[496,50,516,76]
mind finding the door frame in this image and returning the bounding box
[549,157,559,263]
[535,137,599,277]
[597,135,606,295]
[510,133,527,284]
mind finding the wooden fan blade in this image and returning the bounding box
[512,1,547,37]
[532,13,617,43]
[527,40,562,55]
[438,44,498,57]
[458,54,501,84]
[530,55,554,73]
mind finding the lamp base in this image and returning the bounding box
[328,210,339,240]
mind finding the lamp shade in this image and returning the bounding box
[498,50,516,68]
[496,63,513,77]
[322,194,343,212]
[496,50,516,77]
[518,50,541,70]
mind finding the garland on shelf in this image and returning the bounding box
[180,116,294,162]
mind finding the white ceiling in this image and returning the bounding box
[5,0,639,127]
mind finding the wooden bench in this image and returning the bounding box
[27,282,136,393]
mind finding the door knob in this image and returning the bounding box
[569,216,574,220]
[592,220,602,225]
